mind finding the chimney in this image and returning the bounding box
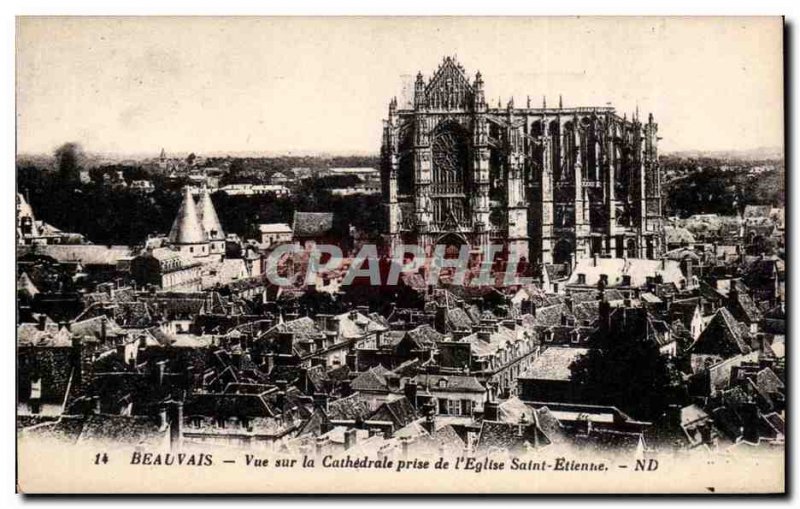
[315,313,331,332]
[100,316,108,343]
[158,405,169,432]
[169,401,184,450]
[683,259,694,282]
[276,331,295,355]
[70,336,83,389]
[156,359,168,386]
[599,295,611,332]
[340,379,352,397]
[403,380,418,408]
[483,400,499,421]
[37,314,47,331]
[564,295,573,311]
[315,436,329,458]
[593,254,598,267]
[434,303,447,333]
[399,436,410,459]
[346,349,359,371]
[343,428,358,450]
[517,414,528,437]
[185,366,195,392]
[478,329,492,342]
[313,392,329,413]
[422,400,436,434]
[264,353,275,375]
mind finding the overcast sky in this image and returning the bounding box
[16,16,783,157]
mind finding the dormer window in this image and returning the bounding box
[622,275,632,286]
[577,274,586,285]
[571,332,580,344]
[544,331,553,342]
[438,378,448,389]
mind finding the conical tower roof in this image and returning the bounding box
[169,187,207,244]
[197,187,225,240]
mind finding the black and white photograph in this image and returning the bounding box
[13,14,786,494]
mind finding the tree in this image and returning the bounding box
[570,317,681,422]
[54,142,83,184]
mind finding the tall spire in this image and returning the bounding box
[169,187,207,245]
[197,187,225,240]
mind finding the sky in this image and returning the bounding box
[16,16,784,157]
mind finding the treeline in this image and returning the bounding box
[660,157,784,218]
[17,164,384,247]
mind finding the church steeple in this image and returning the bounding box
[169,187,208,257]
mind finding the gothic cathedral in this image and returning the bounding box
[381,57,663,271]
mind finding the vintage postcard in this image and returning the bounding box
[15,16,785,494]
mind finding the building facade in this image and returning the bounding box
[381,57,663,269]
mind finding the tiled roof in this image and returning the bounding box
[415,374,485,393]
[476,421,550,452]
[498,397,534,423]
[351,367,389,392]
[370,397,417,429]
[665,226,696,245]
[185,392,274,418]
[445,307,475,331]
[692,308,752,356]
[520,347,588,381]
[326,393,374,421]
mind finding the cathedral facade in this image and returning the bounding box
[381,57,663,269]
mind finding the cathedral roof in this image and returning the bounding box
[168,187,207,245]
[197,188,225,240]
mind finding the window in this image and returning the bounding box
[446,399,461,416]
[577,274,586,284]
[438,378,448,389]
[571,332,580,344]
[622,275,632,286]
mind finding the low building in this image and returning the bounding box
[257,223,293,248]
[131,248,203,292]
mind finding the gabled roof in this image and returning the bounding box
[18,272,39,298]
[351,367,389,393]
[370,397,418,429]
[168,187,207,245]
[692,308,751,357]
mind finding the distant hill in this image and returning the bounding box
[663,146,783,161]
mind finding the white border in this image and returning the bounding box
[3,1,796,506]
